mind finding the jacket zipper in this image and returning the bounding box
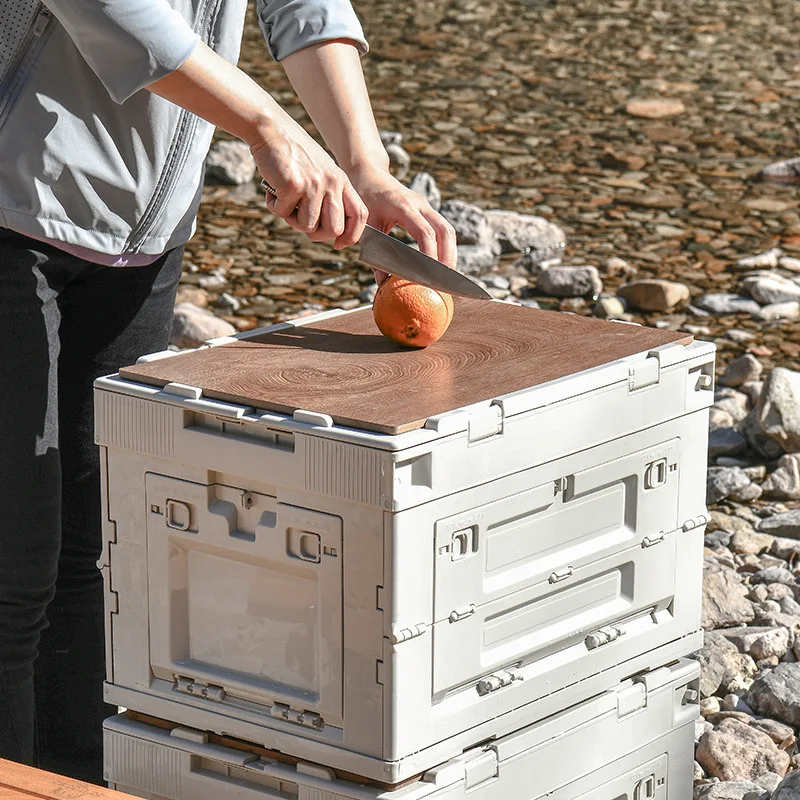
[122,0,223,255]
[0,5,53,131]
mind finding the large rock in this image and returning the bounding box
[743,274,800,305]
[537,266,603,298]
[484,209,566,257]
[702,569,755,630]
[440,200,494,248]
[205,140,256,185]
[745,663,800,726]
[762,455,800,500]
[774,771,800,799]
[170,303,236,349]
[759,511,800,540]
[720,355,764,388]
[754,367,800,454]
[694,781,769,799]
[709,428,748,459]
[748,719,795,750]
[408,172,442,211]
[737,249,784,269]
[695,718,790,781]
[720,626,790,660]
[738,410,786,461]
[456,245,497,273]
[693,631,758,697]
[707,467,757,504]
[618,279,690,311]
[696,293,761,315]
[760,159,800,184]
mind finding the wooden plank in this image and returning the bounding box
[121,300,692,434]
[0,760,138,799]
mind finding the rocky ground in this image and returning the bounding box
[170,1,800,797]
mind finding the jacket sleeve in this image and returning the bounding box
[256,0,368,61]
[41,0,200,104]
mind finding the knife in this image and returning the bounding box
[261,180,492,300]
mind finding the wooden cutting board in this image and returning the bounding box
[0,760,138,800]
[121,300,692,434]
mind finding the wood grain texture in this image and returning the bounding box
[121,300,692,434]
[0,760,138,799]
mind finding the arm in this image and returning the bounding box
[281,41,456,266]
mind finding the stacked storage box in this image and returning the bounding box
[96,301,712,799]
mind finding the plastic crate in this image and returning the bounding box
[104,659,700,800]
[96,313,713,783]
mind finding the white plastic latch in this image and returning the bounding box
[476,668,522,696]
[617,681,647,717]
[449,604,476,623]
[548,566,574,584]
[293,409,334,427]
[269,702,324,730]
[468,405,503,443]
[463,750,498,790]
[174,676,225,702]
[628,357,660,391]
[641,532,666,548]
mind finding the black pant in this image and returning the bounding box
[0,228,182,783]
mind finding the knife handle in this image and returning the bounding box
[260,179,301,214]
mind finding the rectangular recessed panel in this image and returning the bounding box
[186,549,319,695]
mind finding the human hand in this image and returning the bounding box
[250,112,368,246]
[344,165,457,285]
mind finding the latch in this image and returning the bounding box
[548,566,573,584]
[449,604,476,623]
[390,622,428,645]
[174,676,225,702]
[270,702,324,730]
[477,668,522,696]
[617,681,647,718]
[641,532,665,548]
[585,624,625,650]
[682,514,710,532]
[628,357,660,391]
[463,750,498,790]
[468,405,503,443]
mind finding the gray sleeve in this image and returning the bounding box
[42,0,200,104]
[256,0,369,61]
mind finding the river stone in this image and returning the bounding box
[408,172,442,211]
[594,295,627,318]
[170,303,236,349]
[696,293,762,315]
[702,569,756,631]
[721,355,764,388]
[737,249,784,270]
[204,140,256,185]
[773,770,800,799]
[759,511,800,540]
[721,626,790,660]
[755,772,785,794]
[456,245,497,273]
[696,718,790,781]
[755,368,800,454]
[763,455,800,500]
[384,142,411,180]
[758,301,800,321]
[695,781,769,800]
[440,200,494,247]
[709,428,748,459]
[771,537,800,561]
[744,274,800,305]
[731,530,773,556]
[626,97,686,118]
[745,663,800,726]
[692,631,757,698]
[537,266,603,297]
[738,410,787,461]
[751,568,796,586]
[749,719,795,749]
[617,279,690,311]
[714,395,749,424]
[708,467,755,504]
[759,158,800,184]
[484,209,566,256]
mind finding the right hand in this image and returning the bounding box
[250,112,368,248]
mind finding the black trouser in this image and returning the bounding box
[0,228,182,783]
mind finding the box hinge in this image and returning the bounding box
[468,404,503,443]
[463,749,499,790]
[270,702,325,730]
[390,622,428,645]
[449,604,476,623]
[682,513,710,532]
[617,681,647,718]
[476,667,523,696]
[174,676,226,702]
[585,624,626,651]
[628,357,660,391]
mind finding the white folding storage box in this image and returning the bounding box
[95,302,714,784]
[104,659,700,800]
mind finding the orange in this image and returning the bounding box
[372,276,454,348]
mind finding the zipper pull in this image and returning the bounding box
[33,7,52,36]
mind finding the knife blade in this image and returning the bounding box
[261,179,492,300]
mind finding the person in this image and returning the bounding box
[0,0,456,784]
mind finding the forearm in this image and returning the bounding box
[281,40,389,175]
[146,40,285,147]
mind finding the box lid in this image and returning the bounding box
[119,300,691,435]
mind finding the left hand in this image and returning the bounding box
[341,165,458,284]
